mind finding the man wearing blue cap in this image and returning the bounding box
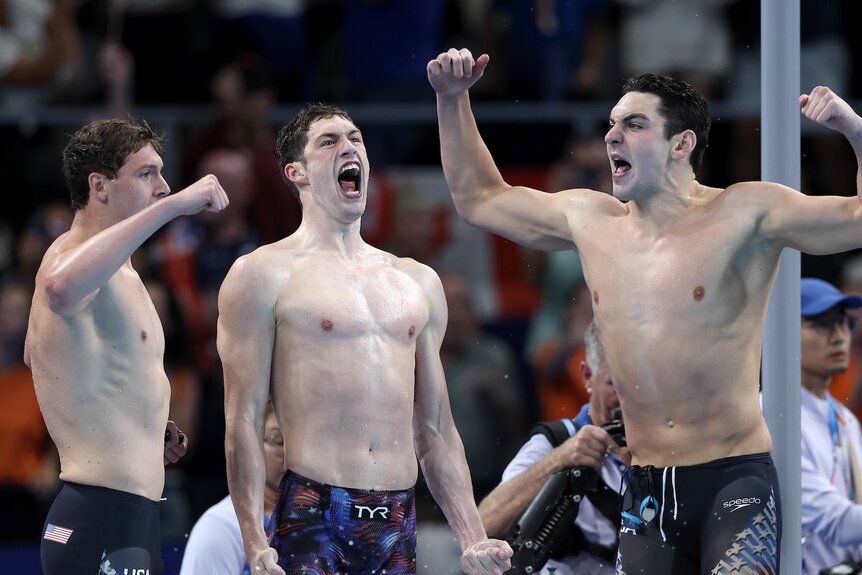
[800,278,862,574]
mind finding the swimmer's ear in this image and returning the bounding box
[671,130,696,161]
[89,172,110,204]
[285,162,308,186]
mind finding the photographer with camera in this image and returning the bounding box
[478,321,630,575]
[800,278,862,575]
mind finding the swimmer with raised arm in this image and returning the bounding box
[428,47,862,573]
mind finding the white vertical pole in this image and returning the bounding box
[761,0,801,572]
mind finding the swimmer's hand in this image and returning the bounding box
[800,86,862,136]
[427,48,489,97]
[163,420,187,465]
[251,548,284,575]
[460,538,513,574]
[169,174,229,216]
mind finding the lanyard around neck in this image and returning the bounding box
[827,396,844,485]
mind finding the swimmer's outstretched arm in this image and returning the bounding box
[411,265,512,575]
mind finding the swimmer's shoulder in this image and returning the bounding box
[230,237,307,270]
[375,246,435,276]
[222,243,291,294]
[720,180,788,203]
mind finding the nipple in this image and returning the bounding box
[321,319,333,331]
[693,286,705,301]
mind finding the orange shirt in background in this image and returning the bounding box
[0,365,50,485]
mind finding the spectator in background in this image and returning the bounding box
[832,256,862,423]
[116,0,214,104]
[0,0,81,108]
[382,185,447,264]
[211,0,313,102]
[531,281,594,420]
[0,0,82,228]
[799,278,862,574]
[614,0,735,101]
[182,55,301,245]
[98,37,135,120]
[488,0,609,101]
[340,0,448,165]
[440,272,527,498]
[0,279,59,542]
[159,147,261,375]
[479,320,629,575]
[3,203,73,291]
[342,0,446,102]
[192,147,260,371]
[180,402,284,575]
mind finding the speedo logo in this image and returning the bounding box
[722,497,761,512]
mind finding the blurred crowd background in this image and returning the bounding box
[2,0,862,571]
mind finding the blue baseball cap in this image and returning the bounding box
[801,277,862,317]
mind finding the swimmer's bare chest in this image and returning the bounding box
[279,257,429,342]
[575,208,773,384]
[584,215,756,314]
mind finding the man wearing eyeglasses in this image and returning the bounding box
[800,277,862,574]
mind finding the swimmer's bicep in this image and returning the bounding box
[217,256,277,339]
[478,185,582,251]
[218,260,276,409]
[758,183,862,254]
[412,269,458,447]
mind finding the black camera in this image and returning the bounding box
[600,408,626,447]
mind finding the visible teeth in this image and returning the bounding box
[340,163,359,174]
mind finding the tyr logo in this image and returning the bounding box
[351,505,390,520]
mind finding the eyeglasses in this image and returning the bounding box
[803,315,857,334]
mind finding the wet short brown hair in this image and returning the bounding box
[62,118,164,211]
[274,103,354,198]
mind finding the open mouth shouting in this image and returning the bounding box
[611,155,631,180]
[338,163,362,198]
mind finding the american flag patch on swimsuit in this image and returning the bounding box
[43,523,73,544]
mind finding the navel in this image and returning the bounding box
[141,330,148,341]
[321,319,333,331]
[408,325,416,337]
[693,286,705,301]
[593,290,600,305]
